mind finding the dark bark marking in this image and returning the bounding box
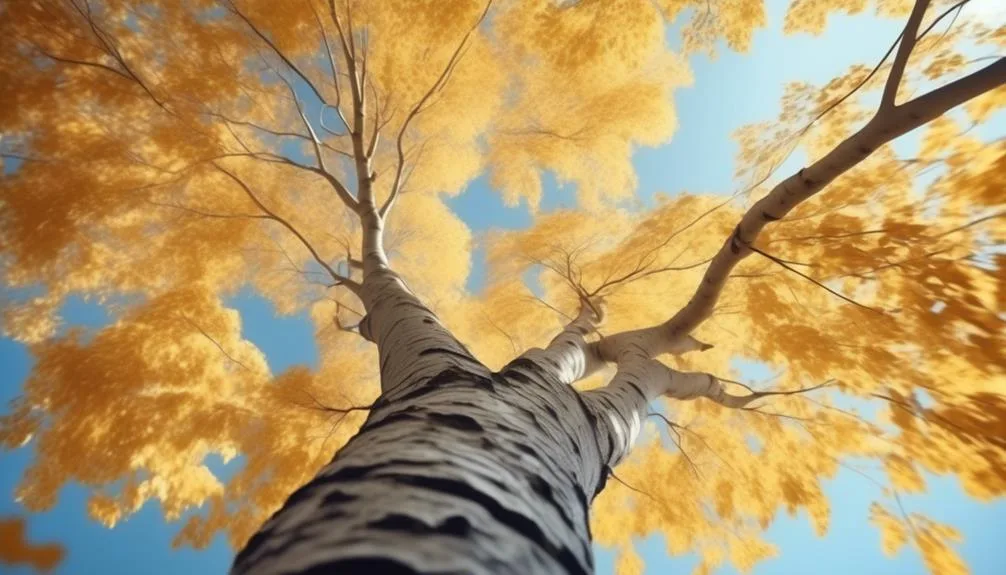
[427,412,484,432]
[543,404,559,421]
[391,474,590,575]
[515,443,538,458]
[527,473,576,532]
[418,347,478,364]
[322,490,356,506]
[327,462,389,482]
[300,557,418,575]
[438,516,474,538]
[381,368,476,405]
[367,513,473,539]
[503,369,530,385]
[501,357,547,380]
[729,225,744,254]
[528,473,553,500]
[624,381,647,401]
[798,168,815,186]
[361,409,425,433]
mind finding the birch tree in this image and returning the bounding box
[0,0,1003,573]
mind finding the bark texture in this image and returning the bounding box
[231,353,616,574]
[227,3,1005,572]
[231,274,647,575]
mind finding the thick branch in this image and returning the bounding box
[593,54,1005,366]
[578,358,657,468]
[880,0,930,110]
[520,297,606,384]
[580,353,831,467]
[578,353,798,468]
[661,371,833,409]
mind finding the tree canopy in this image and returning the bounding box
[0,0,1003,573]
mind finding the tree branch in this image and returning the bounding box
[179,315,256,373]
[34,47,132,80]
[378,0,493,219]
[64,0,168,110]
[205,111,354,159]
[745,243,884,313]
[212,162,362,295]
[593,47,1004,366]
[519,295,606,384]
[309,0,352,133]
[880,0,930,110]
[226,0,331,110]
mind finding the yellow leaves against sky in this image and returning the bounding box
[0,0,1003,573]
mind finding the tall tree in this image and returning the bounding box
[0,0,1003,573]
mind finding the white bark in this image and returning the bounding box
[587,54,1005,370]
[232,338,608,575]
[577,353,747,467]
[358,268,487,395]
[521,298,712,386]
[230,6,1004,574]
[520,299,605,385]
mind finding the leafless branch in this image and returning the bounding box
[648,412,701,478]
[379,0,494,218]
[881,0,931,109]
[179,314,255,373]
[745,243,884,313]
[212,162,362,294]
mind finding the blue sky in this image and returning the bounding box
[2,0,1005,573]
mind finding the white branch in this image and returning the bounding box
[521,297,606,384]
[592,51,1004,367]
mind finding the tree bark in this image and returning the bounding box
[231,274,647,575]
[232,349,614,574]
[226,4,1005,572]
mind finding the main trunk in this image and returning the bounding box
[231,356,611,575]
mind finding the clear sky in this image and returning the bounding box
[2,0,1004,573]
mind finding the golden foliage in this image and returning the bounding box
[0,1,1003,574]
[869,503,909,556]
[0,516,64,573]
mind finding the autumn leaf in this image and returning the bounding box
[0,0,1003,574]
[0,517,65,573]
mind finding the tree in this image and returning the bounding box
[0,0,1003,573]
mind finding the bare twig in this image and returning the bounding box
[213,162,362,294]
[379,0,493,218]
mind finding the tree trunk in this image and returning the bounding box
[231,270,641,575]
[232,359,614,574]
